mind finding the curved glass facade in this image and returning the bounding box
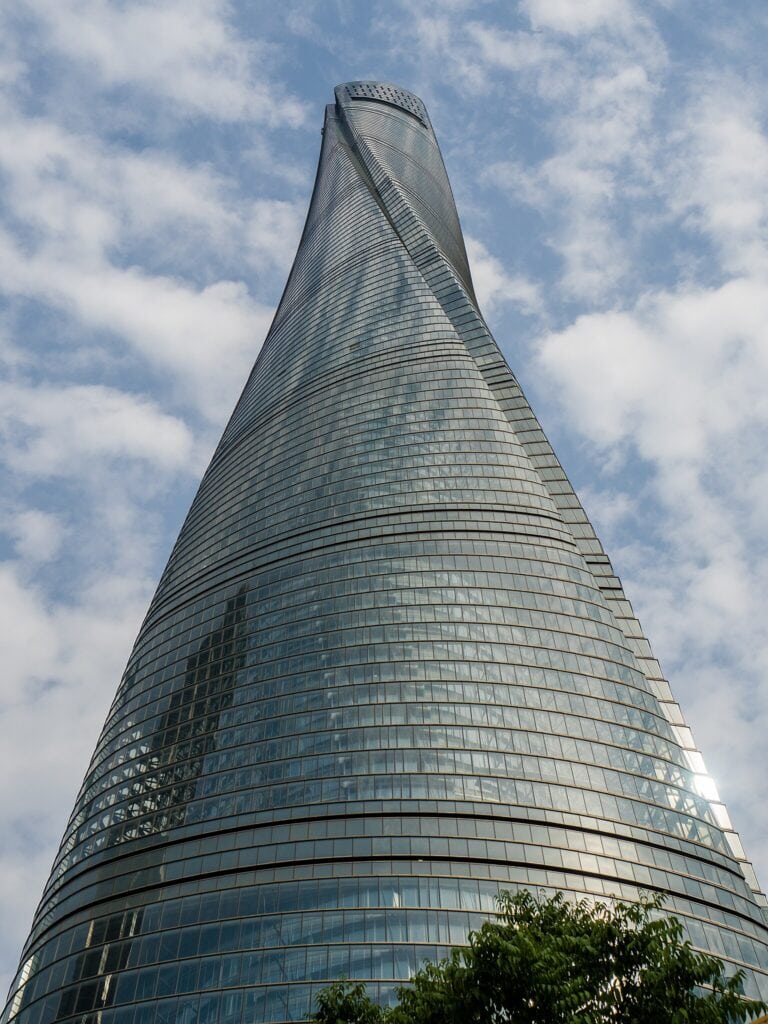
[4,81,768,1024]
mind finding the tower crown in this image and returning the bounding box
[335,81,430,125]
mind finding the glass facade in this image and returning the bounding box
[4,81,768,1024]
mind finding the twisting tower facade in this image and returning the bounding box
[4,82,768,1024]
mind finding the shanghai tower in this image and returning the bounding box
[4,80,768,1024]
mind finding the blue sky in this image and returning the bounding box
[2,0,768,994]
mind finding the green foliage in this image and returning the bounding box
[310,979,386,1024]
[309,892,767,1024]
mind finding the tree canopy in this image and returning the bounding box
[308,891,767,1024]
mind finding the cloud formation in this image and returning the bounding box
[17,0,308,125]
[466,237,542,317]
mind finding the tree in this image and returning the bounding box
[310,979,386,1024]
[309,892,767,1024]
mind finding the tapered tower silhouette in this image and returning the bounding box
[4,82,768,1024]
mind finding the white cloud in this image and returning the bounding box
[522,0,637,35]
[246,198,306,274]
[432,9,666,302]
[0,381,197,477]
[0,103,290,420]
[665,82,768,279]
[6,510,65,563]
[465,236,542,317]
[0,99,239,248]
[0,242,273,419]
[576,486,637,536]
[0,326,26,370]
[409,14,490,94]
[524,57,661,298]
[466,21,564,74]
[18,0,307,126]
[537,278,768,460]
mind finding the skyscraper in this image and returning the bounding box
[4,79,768,1023]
